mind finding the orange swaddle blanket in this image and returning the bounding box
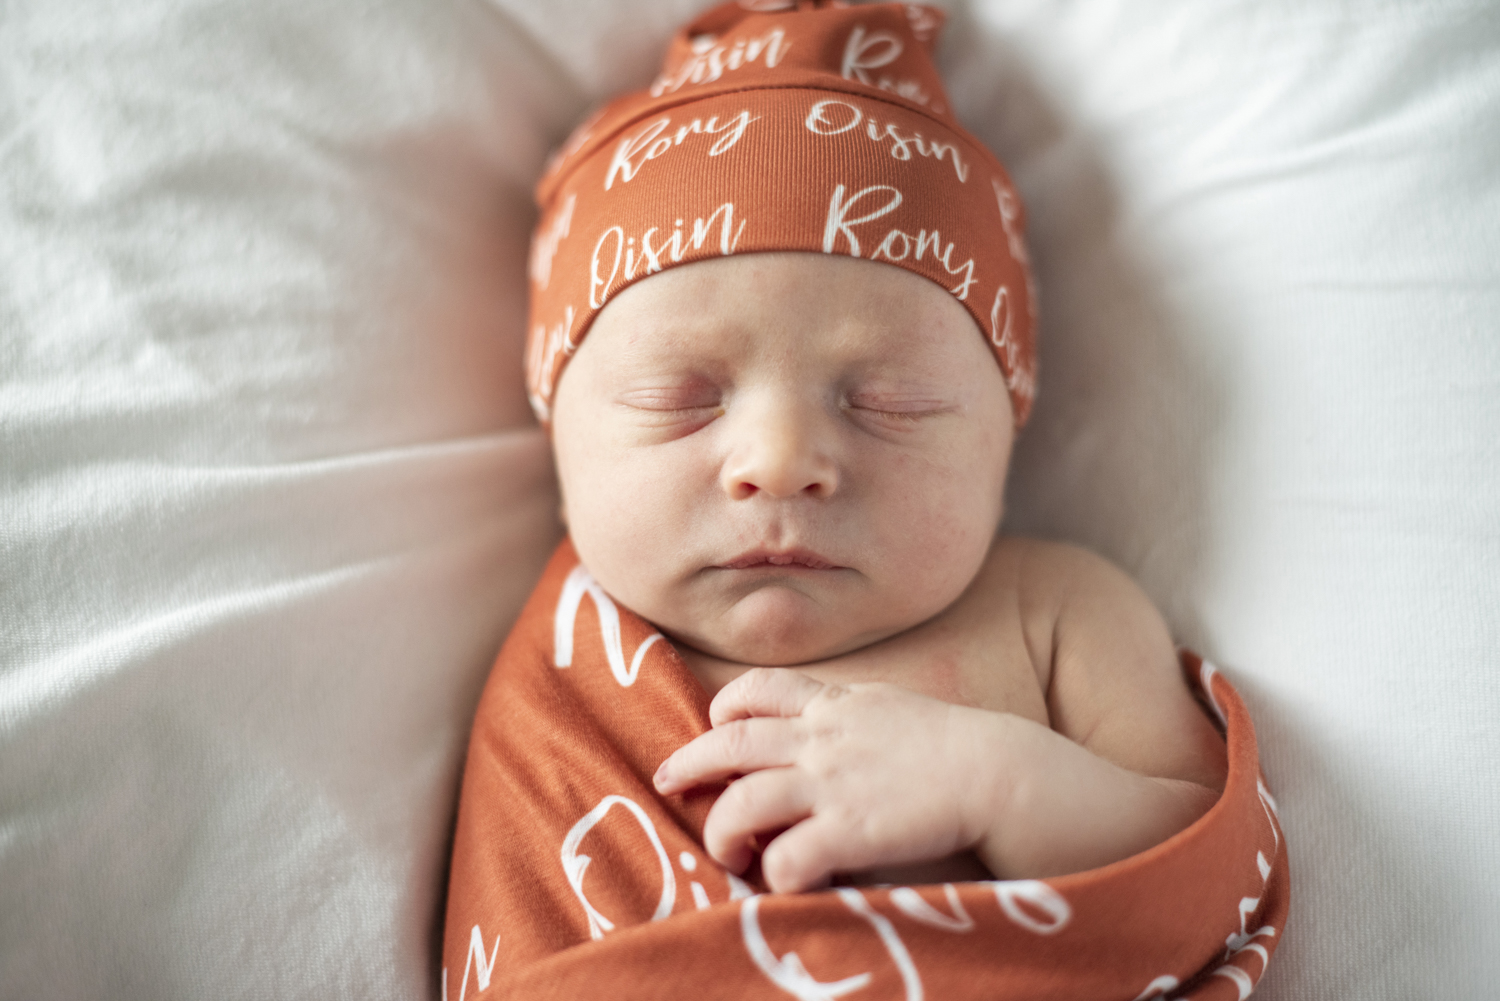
[442,541,1289,1000]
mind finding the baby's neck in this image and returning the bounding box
[671,631,976,707]
[673,645,756,699]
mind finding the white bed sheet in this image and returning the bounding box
[2,0,1497,997]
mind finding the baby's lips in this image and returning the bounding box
[718,547,841,571]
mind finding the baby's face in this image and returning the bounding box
[551,252,1013,666]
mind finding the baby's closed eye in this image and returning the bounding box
[616,385,721,411]
[842,390,957,429]
[611,382,725,439]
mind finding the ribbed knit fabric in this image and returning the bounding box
[525,0,1038,425]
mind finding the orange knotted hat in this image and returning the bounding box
[526,0,1038,425]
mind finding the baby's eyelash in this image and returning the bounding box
[860,407,925,423]
[616,389,721,412]
[843,397,950,422]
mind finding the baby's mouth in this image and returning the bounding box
[719,548,840,571]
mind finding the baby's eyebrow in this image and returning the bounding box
[847,383,954,398]
[606,353,730,390]
[620,324,730,358]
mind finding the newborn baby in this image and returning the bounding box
[445,2,1286,994]
[554,250,1226,892]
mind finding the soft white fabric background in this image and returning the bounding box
[2,0,1496,998]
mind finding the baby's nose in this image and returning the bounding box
[720,403,837,500]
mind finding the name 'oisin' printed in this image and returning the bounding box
[591,202,748,309]
[992,174,1040,329]
[524,0,1040,429]
[651,26,790,97]
[989,284,1035,405]
[806,98,969,183]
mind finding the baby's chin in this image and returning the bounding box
[673,583,898,667]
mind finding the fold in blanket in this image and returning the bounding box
[443,541,1288,1000]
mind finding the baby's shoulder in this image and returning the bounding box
[987,533,1134,620]
[992,535,1227,789]
[988,534,1175,691]
[988,534,1120,592]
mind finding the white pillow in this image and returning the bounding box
[2,0,1496,998]
[954,1,1500,996]
[0,0,567,994]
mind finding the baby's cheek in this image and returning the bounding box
[557,453,700,615]
[888,448,998,541]
[869,451,1000,605]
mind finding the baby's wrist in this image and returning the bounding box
[968,720,1221,880]
[954,707,1025,860]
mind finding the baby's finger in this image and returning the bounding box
[710,667,826,726]
[701,767,813,874]
[760,815,860,894]
[654,717,803,794]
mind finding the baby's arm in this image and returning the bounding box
[966,540,1224,876]
[977,540,1228,878]
[654,539,1228,891]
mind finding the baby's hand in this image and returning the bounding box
[653,668,1008,893]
